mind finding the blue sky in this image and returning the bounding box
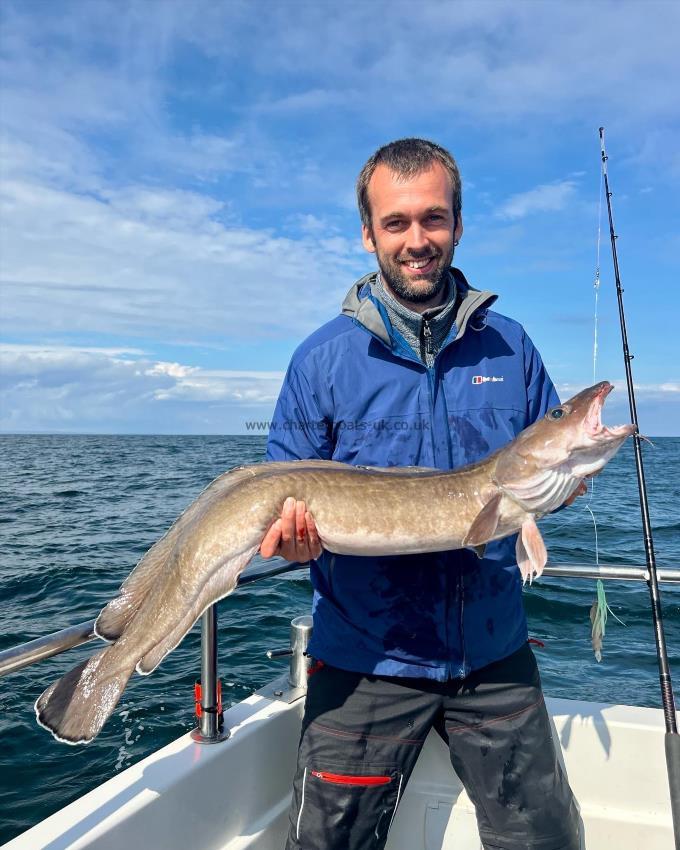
[1,0,678,435]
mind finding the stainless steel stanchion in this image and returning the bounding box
[191,604,230,744]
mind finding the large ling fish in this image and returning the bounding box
[36,381,634,744]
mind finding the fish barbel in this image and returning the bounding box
[35,381,634,744]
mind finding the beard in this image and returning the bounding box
[375,242,454,305]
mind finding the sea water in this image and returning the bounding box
[0,434,678,842]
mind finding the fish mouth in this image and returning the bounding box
[585,382,635,440]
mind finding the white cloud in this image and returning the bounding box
[0,343,144,357]
[101,187,226,225]
[152,369,284,403]
[255,88,357,115]
[0,345,284,433]
[0,176,363,343]
[145,362,198,379]
[496,180,578,221]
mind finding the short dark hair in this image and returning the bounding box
[356,138,462,230]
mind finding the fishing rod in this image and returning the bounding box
[599,126,680,846]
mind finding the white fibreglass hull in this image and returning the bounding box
[4,685,673,850]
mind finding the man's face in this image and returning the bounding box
[361,162,463,308]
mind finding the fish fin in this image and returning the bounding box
[515,534,531,584]
[463,493,503,548]
[356,465,439,473]
[472,544,487,559]
[95,533,178,640]
[96,465,268,642]
[136,546,258,676]
[515,517,547,585]
[35,647,135,744]
[94,599,131,643]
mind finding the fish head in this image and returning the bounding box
[495,381,635,505]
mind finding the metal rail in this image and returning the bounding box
[0,561,677,680]
[0,559,304,679]
[539,564,680,583]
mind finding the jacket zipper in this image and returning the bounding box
[425,365,438,466]
[422,319,433,358]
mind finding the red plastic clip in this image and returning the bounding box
[194,680,223,718]
[528,638,546,648]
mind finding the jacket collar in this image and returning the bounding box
[341,268,497,350]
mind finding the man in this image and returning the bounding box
[262,139,581,850]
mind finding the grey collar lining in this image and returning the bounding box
[341,269,497,350]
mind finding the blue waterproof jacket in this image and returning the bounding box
[266,269,559,680]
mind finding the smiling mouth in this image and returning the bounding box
[400,255,437,272]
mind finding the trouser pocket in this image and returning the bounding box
[293,763,403,850]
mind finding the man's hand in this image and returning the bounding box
[564,468,602,508]
[260,497,323,562]
[562,480,587,508]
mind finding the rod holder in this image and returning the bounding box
[288,615,314,689]
[191,604,230,744]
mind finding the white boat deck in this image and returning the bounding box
[5,683,673,850]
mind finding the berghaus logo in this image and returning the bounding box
[472,375,504,384]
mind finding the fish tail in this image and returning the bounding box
[35,647,135,745]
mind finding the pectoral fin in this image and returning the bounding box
[515,516,547,585]
[463,493,502,548]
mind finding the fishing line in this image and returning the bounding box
[586,159,619,660]
[593,165,603,383]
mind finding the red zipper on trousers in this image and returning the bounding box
[310,770,391,786]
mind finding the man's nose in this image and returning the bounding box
[404,223,429,253]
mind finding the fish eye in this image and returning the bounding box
[548,407,566,420]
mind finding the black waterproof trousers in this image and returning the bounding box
[284,643,581,850]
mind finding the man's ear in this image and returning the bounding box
[454,213,463,245]
[361,223,376,254]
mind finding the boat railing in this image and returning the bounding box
[1,560,678,742]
